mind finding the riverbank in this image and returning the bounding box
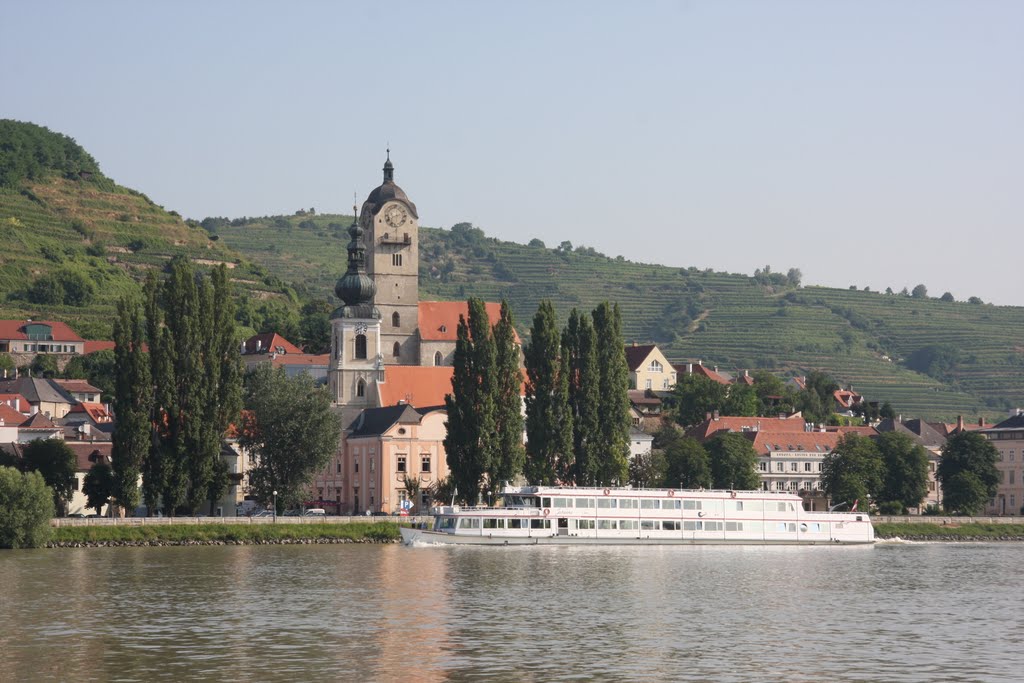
[874,522,1024,541]
[47,521,401,547]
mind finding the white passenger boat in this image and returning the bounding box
[399,486,874,546]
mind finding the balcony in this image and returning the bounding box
[379,232,411,245]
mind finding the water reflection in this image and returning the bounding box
[1,542,1023,681]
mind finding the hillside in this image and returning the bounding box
[0,121,297,338]
[213,215,1024,421]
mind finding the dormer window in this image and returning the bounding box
[439,324,447,333]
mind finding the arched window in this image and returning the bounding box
[355,334,367,359]
[393,341,401,358]
[392,312,400,327]
[434,351,443,366]
[356,379,365,398]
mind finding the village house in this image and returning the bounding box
[980,411,1024,516]
[625,343,676,392]
[674,360,731,386]
[748,430,840,511]
[0,377,78,420]
[0,320,85,367]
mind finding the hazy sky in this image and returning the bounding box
[4,1,1022,305]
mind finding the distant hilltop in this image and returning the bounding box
[2,119,1022,421]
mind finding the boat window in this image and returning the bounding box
[683,521,698,531]
[662,520,680,531]
[640,499,660,509]
[732,501,744,511]
[725,521,743,531]
[575,498,594,508]
[596,498,617,509]
[662,499,680,509]
[619,520,638,530]
[773,502,788,512]
[435,517,456,531]
[704,521,722,531]
[459,518,481,529]
[507,518,524,529]
[483,518,505,529]
[577,519,595,530]
[743,500,762,512]
[618,499,638,509]
[542,497,552,508]
[552,497,571,508]
[530,519,551,529]
[788,503,796,511]
[640,520,657,530]
[682,500,702,510]
[856,516,863,522]
[597,519,617,530]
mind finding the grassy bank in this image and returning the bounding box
[874,522,1024,540]
[48,522,401,547]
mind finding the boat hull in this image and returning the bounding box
[399,527,874,546]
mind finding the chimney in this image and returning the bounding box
[956,415,965,432]
[705,412,712,421]
[632,341,637,347]
[686,363,693,373]
[31,405,38,416]
[712,410,719,420]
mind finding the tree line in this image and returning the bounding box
[443,298,633,504]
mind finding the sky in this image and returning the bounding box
[4,1,1023,305]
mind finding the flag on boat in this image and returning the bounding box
[851,499,859,511]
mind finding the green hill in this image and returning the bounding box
[0,120,297,339]
[213,216,1024,422]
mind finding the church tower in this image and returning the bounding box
[329,208,383,412]
[361,151,419,365]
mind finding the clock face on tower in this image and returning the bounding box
[384,204,408,228]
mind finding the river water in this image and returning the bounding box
[1,541,1021,682]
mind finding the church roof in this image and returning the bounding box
[417,301,517,342]
[361,153,418,219]
[377,366,455,408]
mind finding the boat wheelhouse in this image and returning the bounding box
[399,486,874,545]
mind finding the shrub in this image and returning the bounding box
[0,467,55,549]
[877,500,905,515]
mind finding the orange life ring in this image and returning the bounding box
[668,490,675,497]
[603,488,610,496]
[730,491,737,498]
[543,508,550,517]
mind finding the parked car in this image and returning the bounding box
[302,508,326,517]
[253,510,275,517]
[281,509,302,517]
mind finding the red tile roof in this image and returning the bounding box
[418,301,518,342]
[69,402,113,424]
[377,366,455,408]
[54,379,102,394]
[0,320,83,342]
[64,442,113,471]
[826,425,877,436]
[686,414,807,441]
[0,404,27,425]
[674,363,731,385]
[19,412,60,430]
[748,430,841,455]
[83,340,116,354]
[270,353,329,368]
[0,394,29,411]
[243,333,303,355]
[624,344,659,371]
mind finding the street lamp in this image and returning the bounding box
[272,490,278,523]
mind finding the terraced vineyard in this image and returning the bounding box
[216,215,1024,422]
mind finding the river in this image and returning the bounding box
[1,541,1021,682]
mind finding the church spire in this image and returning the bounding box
[383,147,394,183]
[331,200,378,319]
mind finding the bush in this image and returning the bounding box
[877,500,905,515]
[0,467,55,549]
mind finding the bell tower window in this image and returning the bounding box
[392,254,403,267]
[434,351,443,366]
[355,334,367,360]
[392,312,400,327]
[356,379,366,398]
[393,341,401,358]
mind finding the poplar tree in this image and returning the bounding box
[443,298,496,504]
[592,302,631,485]
[110,296,153,515]
[563,309,600,485]
[524,300,573,484]
[489,301,525,493]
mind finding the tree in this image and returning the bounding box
[110,297,152,515]
[591,303,631,486]
[563,309,599,485]
[629,449,667,488]
[0,353,14,375]
[968,296,984,305]
[786,268,802,287]
[524,301,573,485]
[796,371,839,424]
[83,462,115,516]
[21,438,77,515]
[723,382,758,417]
[0,467,54,549]
[403,475,421,514]
[489,301,525,493]
[879,401,897,420]
[29,354,59,378]
[444,299,497,504]
[668,373,729,427]
[911,284,928,299]
[940,292,955,302]
[937,432,999,515]
[426,475,457,506]
[821,434,883,510]
[240,365,341,511]
[663,436,712,489]
[28,274,64,305]
[875,432,929,513]
[528,238,546,248]
[705,433,760,490]
[57,269,96,306]
[750,370,793,416]
[63,349,116,399]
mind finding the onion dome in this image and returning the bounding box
[331,209,380,320]
[361,149,418,220]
